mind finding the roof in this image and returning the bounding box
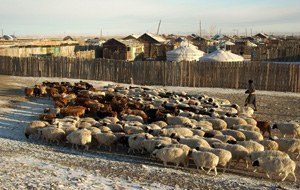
[104,38,143,46]
[3,35,17,40]
[199,49,244,62]
[254,33,269,39]
[138,33,167,43]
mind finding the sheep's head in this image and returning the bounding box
[272,124,278,129]
[252,160,260,167]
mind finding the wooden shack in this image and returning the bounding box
[137,33,171,60]
[103,38,144,61]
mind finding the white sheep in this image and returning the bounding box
[220,129,246,141]
[252,157,297,182]
[272,123,300,138]
[190,129,205,137]
[231,124,260,132]
[66,129,92,150]
[165,114,191,125]
[200,137,223,146]
[152,147,188,168]
[189,149,219,176]
[224,117,248,128]
[60,126,78,136]
[206,118,227,130]
[151,121,168,128]
[242,117,257,126]
[271,136,300,159]
[238,130,264,141]
[203,130,223,137]
[238,106,254,118]
[124,125,144,134]
[230,140,265,153]
[39,126,66,145]
[94,132,118,151]
[177,136,210,149]
[128,133,152,154]
[255,140,279,150]
[141,137,172,154]
[196,146,232,173]
[245,150,290,168]
[213,135,236,143]
[25,120,49,139]
[212,142,248,167]
[159,127,193,138]
[122,114,144,124]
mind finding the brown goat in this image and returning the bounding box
[25,87,34,97]
[256,121,272,137]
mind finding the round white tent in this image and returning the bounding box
[199,49,244,62]
[166,45,205,62]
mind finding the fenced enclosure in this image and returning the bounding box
[0,56,300,92]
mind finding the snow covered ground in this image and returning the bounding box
[0,75,299,189]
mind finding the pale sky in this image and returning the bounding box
[1,0,300,37]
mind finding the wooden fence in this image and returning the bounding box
[0,56,300,92]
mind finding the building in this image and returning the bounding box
[137,33,172,60]
[103,38,144,61]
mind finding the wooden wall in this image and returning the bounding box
[0,56,300,92]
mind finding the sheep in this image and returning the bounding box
[272,123,300,138]
[177,136,210,149]
[147,128,161,136]
[212,142,248,167]
[245,150,290,170]
[60,126,78,136]
[238,130,264,141]
[242,117,257,126]
[252,157,297,182]
[231,124,260,133]
[128,134,153,154]
[196,146,232,173]
[122,114,144,124]
[200,137,223,146]
[152,147,188,169]
[190,129,205,137]
[159,128,193,138]
[238,106,254,118]
[256,121,271,137]
[255,140,278,150]
[189,123,213,131]
[124,125,144,134]
[213,135,236,143]
[44,108,61,117]
[141,137,172,154]
[271,136,300,158]
[66,129,92,150]
[228,140,264,153]
[206,118,227,130]
[165,114,191,125]
[220,129,246,141]
[39,126,66,145]
[189,149,219,176]
[224,117,247,128]
[105,123,123,132]
[25,120,49,139]
[203,130,223,137]
[94,132,118,151]
[151,121,168,128]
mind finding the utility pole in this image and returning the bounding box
[156,20,161,35]
[1,29,3,37]
[199,20,202,37]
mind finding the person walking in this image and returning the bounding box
[245,80,258,111]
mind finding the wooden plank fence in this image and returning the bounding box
[0,56,300,92]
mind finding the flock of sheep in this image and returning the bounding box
[24,81,300,182]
